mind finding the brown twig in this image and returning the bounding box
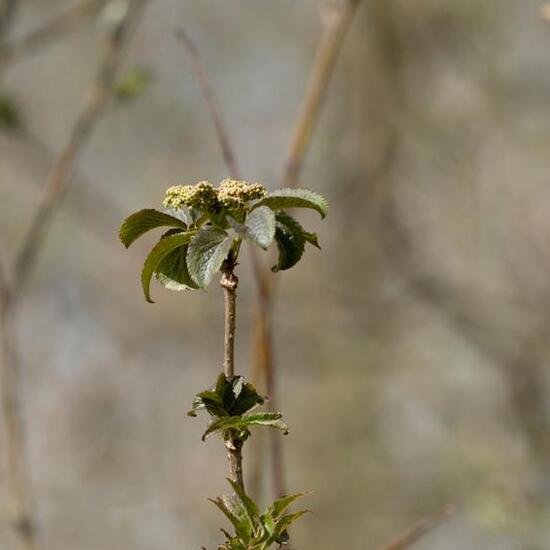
[176,28,240,180]
[176,0,362,500]
[12,0,147,298]
[220,264,245,490]
[0,0,109,67]
[252,0,363,498]
[375,505,455,550]
[0,2,147,548]
[283,0,362,189]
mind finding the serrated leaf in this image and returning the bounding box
[141,232,194,303]
[119,209,187,248]
[202,412,288,441]
[187,390,227,418]
[254,188,328,218]
[303,230,321,249]
[210,495,253,543]
[272,212,305,272]
[272,510,310,542]
[230,206,275,249]
[230,383,265,416]
[187,227,233,288]
[268,492,310,520]
[227,479,260,525]
[155,243,199,291]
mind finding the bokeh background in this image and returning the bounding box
[1,1,550,548]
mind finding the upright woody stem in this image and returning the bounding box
[220,264,244,489]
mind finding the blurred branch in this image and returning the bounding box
[376,505,455,550]
[0,0,108,67]
[176,27,240,180]
[252,0,363,499]
[12,0,147,298]
[0,2,148,548]
[0,0,18,37]
[283,0,362,189]
[177,0,362,511]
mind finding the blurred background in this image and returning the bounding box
[1,0,550,548]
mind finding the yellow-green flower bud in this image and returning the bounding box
[217,179,267,211]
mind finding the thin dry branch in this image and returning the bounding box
[283,0,362,189]
[12,0,147,298]
[253,0,363,497]
[0,2,147,548]
[176,28,240,180]
[177,0,362,502]
[0,0,108,66]
[376,505,455,550]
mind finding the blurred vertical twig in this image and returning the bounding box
[252,0,363,499]
[283,0,362,189]
[177,0,362,505]
[176,28,240,181]
[0,1,148,548]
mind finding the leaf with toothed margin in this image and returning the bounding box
[140,232,194,303]
[303,230,321,249]
[253,188,328,218]
[187,227,233,288]
[267,492,311,523]
[272,212,306,272]
[202,412,288,441]
[227,479,260,525]
[209,494,253,543]
[155,240,199,291]
[119,209,187,248]
[229,206,275,250]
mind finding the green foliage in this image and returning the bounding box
[202,412,288,442]
[119,180,327,301]
[115,66,152,103]
[210,480,310,550]
[0,91,21,130]
[187,227,233,288]
[229,206,275,250]
[188,373,265,418]
[188,374,287,442]
[119,209,187,248]
[254,188,328,219]
[141,232,195,302]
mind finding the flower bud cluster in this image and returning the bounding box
[217,179,267,210]
[163,181,218,210]
[163,179,267,213]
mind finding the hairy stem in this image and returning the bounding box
[220,265,244,489]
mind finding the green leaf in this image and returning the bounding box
[115,66,152,103]
[303,230,321,249]
[230,206,275,249]
[119,209,187,248]
[0,92,21,130]
[254,188,328,218]
[155,243,199,291]
[141,232,194,303]
[187,227,233,288]
[268,492,310,520]
[202,412,288,441]
[210,495,253,543]
[230,383,265,416]
[273,510,310,541]
[227,479,260,525]
[272,212,305,272]
[187,391,227,418]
